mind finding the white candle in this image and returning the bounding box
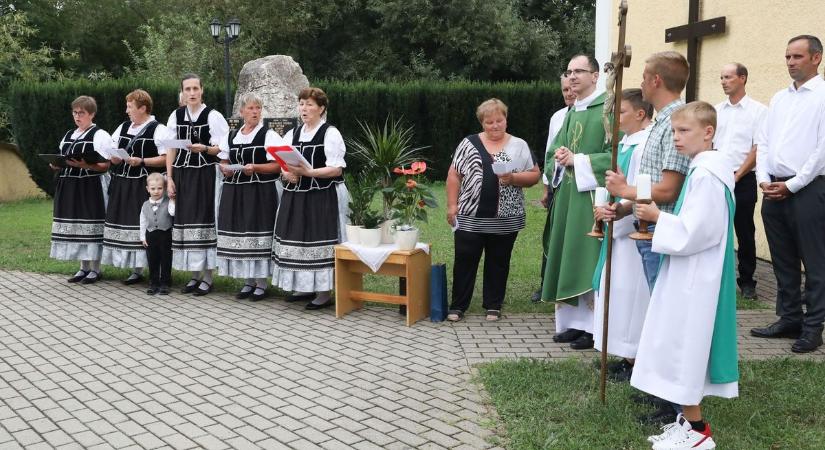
[636,174,652,200]
[594,187,609,207]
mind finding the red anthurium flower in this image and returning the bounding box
[393,167,406,174]
[410,161,427,174]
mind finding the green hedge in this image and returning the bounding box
[9,79,562,195]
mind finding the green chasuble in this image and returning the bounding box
[541,92,612,304]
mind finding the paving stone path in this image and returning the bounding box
[0,260,821,449]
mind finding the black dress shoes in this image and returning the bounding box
[67,270,89,283]
[181,279,199,294]
[305,299,333,310]
[158,286,170,295]
[146,286,158,295]
[285,293,316,303]
[80,271,101,284]
[553,328,585,343]
[750,320,802,339]
[791,331,823,353]
[123,273,143,285]
[570,332,594,350]
[250,288,267,302]
[193,281,212,296]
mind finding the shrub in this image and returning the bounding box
[9,78,562,195]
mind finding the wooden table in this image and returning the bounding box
[334,245,431,326]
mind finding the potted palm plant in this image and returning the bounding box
[347,117,428,243]
[385,161,438,250]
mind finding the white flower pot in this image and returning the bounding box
[345,224,363,244]
[380,219,397,244]
[360,228,382,248]
[395,228,419,250]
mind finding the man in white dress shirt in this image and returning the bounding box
[532,74,576,302]
[714,63,767,300]
[751,35,825,353]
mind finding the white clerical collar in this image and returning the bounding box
[619,125,651,147]
[573,89,603,112]
[789,75,824,93]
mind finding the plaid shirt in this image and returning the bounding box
[638,99,690,213]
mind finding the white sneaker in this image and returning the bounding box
[647,413,686,444]
[652,420,716,450]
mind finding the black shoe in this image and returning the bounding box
[158,286,170,295]
[181,279,199,294]
[306,299,334,310]
[570,332,594,350]
[607,359,634,382]
[250,288,267,302]
[80,271,101,284]
[639,404,676,426]
[146,286,158,295]
[193,281,212,296]
[285,293,316,303]
[123,273,143,285]
[553,328,585,343]
[67,270,89,283]
[750,320,802,339]
[791,331,823,353]
[236,285,255,300]
[739,282,757,300]
[530,289,542,303]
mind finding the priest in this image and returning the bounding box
[541,54,612,350]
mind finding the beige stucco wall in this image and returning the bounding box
[0,143,47,202]
[608,0,825,260]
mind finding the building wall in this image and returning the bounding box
[607,0,825,260]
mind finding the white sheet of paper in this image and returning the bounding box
[492,162,509,175]
[224,164,245,172]
[275,147,313,169]
[109,148,131,160]
[156,139,192,149]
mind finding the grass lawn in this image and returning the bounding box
[0,183,767,313]
[478,358,825,450]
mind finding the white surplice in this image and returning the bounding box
[593,129,651,358]
[630,150,739,406]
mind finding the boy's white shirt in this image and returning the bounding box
[630,150,739,405]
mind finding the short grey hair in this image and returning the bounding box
[238,92,263,110]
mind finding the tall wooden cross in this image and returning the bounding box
[664,0,726,101]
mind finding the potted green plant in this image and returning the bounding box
[359,208,384,248]
[385,161,438,250]
[347,117,429,243]
[344,171,378,244]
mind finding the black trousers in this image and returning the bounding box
[734,171,758,286]
[761,176,825,332]
[450,230,518,313]
[147,229,172,288]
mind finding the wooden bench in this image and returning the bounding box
[334,245,431,326]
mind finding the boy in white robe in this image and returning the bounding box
[632,102,738,450]
[592,89,652,380]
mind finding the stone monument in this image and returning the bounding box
[233,55,309,136]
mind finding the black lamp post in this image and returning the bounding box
[209,18,241,116]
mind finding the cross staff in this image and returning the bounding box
[600,0,632,405]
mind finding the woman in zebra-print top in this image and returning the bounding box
[445,98,540,322]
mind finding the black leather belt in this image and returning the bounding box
[769,175,793,182]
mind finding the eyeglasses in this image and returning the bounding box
[71,110,88,116]
[563,69,596,77]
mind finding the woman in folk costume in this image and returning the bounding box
[165,73,229,296]
[632,102,738,450]
[271,87,349,310]
[591,89,653,380]
[102,89,169,284]
[217,93,281,301]
[50,96,112,284]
